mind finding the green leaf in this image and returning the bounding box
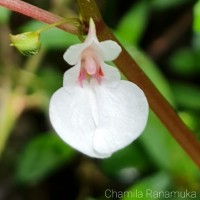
[41,28,79,49]
[193,0,200,33]
[127,47,174,105]
[24,67,63,110]
[178,111,198,131]
[171,82,200,110]
[139,111,199,185]
[20,21,79,49]
[116,1,149,44]
[122,172,171,200]
[168,48,197,76]
[100,144,151,179]
[151,0,190,10]
[192,33,200,51]
[112,37,199,186]
[0,7,11,24]
[15,133,75,184]
[36,67,63,96]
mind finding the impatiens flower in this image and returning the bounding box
[49,19,149,158]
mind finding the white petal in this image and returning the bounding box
[101,63,121,87]
[63,40,101,66]
[49,86,112,158]
[63,63,121,90]
[63,43,85,65]
[99,40,122,61]
[93,81,149,155]
[63,19,99,65]
[84,18,99,43]
[63,64,79,91]
[62,63,90,92]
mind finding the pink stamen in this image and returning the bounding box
[98,67,104,76]
[78,67,87,87]
[78,47,104,86]
[82,56,97,75]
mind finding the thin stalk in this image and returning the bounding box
[0,0,79,34]
[37,18,81,33]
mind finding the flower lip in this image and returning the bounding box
[49,18,149,158]
[81,56,97,75]
[81,47,99,75]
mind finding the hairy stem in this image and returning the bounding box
[1,0,200,167]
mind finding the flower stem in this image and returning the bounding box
[0,0,79,34]
[1,0,200,168]
[37,18,81,33]
[78,0,200,168]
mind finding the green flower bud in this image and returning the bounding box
[10,31,41,56]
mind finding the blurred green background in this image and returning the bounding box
[0,0,200,199]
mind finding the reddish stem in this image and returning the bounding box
[78,0,200,168]
[0,0,79,34]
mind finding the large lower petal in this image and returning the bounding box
[50,77,148,158]
[49,85,112,158]
[93,81,149,155]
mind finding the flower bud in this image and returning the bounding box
[10,31,41,56]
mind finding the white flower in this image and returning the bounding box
[49,19,149,158]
